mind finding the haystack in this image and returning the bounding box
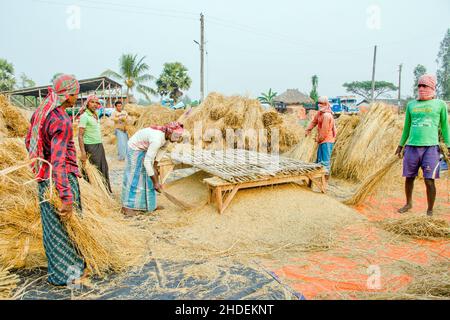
[332,103,403,181]
[0,95,29,138]
[0,139,150,275]
[181,93,301,153]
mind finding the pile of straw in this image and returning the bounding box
[405,263,450,298]
[124,104,147,118]
[136,105,184,130]
[344,156,401,205]
[0,267,19,300]
[81,159,113,200]
[359,262,450,300]
[285,104,404,202]
[0,95,29,138]
[330,115,360,164]
[181,93,301,153]
[331,103,403,181]
[283,129,318,163]
[100,104,184,144]
[0,139,150,275]
[381,215,450,239]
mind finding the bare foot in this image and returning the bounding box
[122,207,140,217]
[426,210,433,217]
[154,205,165,211]
[398,204,412,214]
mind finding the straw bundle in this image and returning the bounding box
[47,187,148,276]
[344,156,401,205]
[332,103,402,181]
[0,139,150,275]
[0,95,29,138]
[283,128,318,163]
[0,267,19,300]
[0,113,7,138]
[262,110,283,127]
[381,215,450,239]
[81,159,113,200]
[330,115,360,166]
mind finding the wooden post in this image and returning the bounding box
[200,13,205,101]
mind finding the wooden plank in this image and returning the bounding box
[215,187,223,214]
[205,174,321,192]
[220,185,240,214]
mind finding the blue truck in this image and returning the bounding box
[329,96,359,116]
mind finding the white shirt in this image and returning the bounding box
[128,128,166,176]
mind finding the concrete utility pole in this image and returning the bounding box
[371,45,377,102]
[200,13,205,101]
[398,63,403,114]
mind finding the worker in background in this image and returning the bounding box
[25,74,86,286]
[121,122,184,217]
[305,96,337,187]
[111,101,129,161]
[395,74,450,217]
[78,95,112,193]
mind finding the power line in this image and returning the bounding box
[77,0,198,17]
[31,0,198,21]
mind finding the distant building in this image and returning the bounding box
[274,89,313,118]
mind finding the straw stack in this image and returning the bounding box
[181,93,301,153]
[332,103,403,181]
[0,95,29,138]
[0,139,150,275]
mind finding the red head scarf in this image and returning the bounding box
[151,121,184,136]
[28,74,80,176]
[417,74,436,101]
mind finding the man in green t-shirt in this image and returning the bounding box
[395,74,450,216]
[78,95,112,193]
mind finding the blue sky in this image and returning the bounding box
[1,0,449,101]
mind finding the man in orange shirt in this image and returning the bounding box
[305,96,337,182]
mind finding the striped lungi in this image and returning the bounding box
[121,147,157,212]
[37,173,85,286]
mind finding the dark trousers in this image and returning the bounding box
[84,143,112,193]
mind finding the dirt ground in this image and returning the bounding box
[102,142,449,300]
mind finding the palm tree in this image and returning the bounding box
[156,62,192,103]
[310,75,319,102]
[102,54,155,102]
[258,88,278,107]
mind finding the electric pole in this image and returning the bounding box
[200,13,205,101]
[371,45,377,102]
[398,63,403,114]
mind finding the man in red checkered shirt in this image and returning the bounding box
[25,74,86,286]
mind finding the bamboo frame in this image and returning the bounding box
[204,171,326,214]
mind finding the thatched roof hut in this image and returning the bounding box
[274,89,313,105]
